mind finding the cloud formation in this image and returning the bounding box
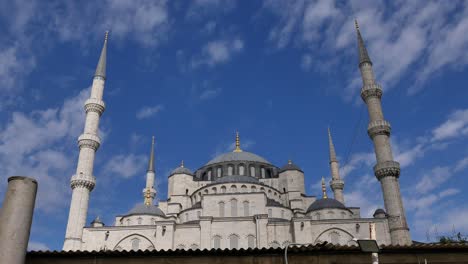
[136,105,164,120]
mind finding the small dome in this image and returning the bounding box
[214,175,259,184]
[206,151,271,166]
[280,160,302,172]
[373,208,387,218]
[91,216,104,226]
[125,203,165,217]
[307,198,347,213]
[170,166,193,176]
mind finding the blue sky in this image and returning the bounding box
[0,0,467,250]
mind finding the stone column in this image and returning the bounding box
[0,176,37,264]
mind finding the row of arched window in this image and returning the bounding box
[191,184,282,204]
[120,217,158,226]
[218,199,250,217]
[200,164,274,180]
[176,244,199,250]
[311,211,350,220]
[213,234,256,249]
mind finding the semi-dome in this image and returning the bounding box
[307,198,347,213]
[280,160,302,172]
[214,174,259,184]
[124,203,165,217]
[206,151,271,166]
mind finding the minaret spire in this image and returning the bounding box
[356,21,411,245]
[355,20,372,66]
[328,127,345,204]
[234,131,242,152]
[64,32,109,251]
[321,177,328,199]
[94,31,108,79]
[143,136,157,206]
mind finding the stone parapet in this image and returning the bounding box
[373,161,400,180]
[330,180,344,190]
[78,133,101,150]
[70,174,96,190]
[367,120,391,138]
[84,99,106,116]
[360,83,382,101]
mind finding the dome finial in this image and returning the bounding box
[234,131,242,152]
[288,159,292,165]
[321,176,328,199]
[180,160,184,168]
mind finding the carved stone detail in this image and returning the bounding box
[70,174,96,190]
[360,83,382,100]
[84,99,106,116]
[367,120,391,138]
[373,161,400,180]
[78,133,101,150]
[330,180,344,190]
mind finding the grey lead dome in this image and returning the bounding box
[307,198,347,213]
[125,203,165,217]
[170,166,193,176]
[206,151,270,166]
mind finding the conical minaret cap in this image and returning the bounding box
[355,20,372,66]
[94,31,108,79]
[328,127,338,163]
[147,136,155,172]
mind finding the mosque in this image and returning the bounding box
[62,22,412,251]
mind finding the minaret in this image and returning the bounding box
[328,127,344,204]
[355,20,411,245]
[143,136,157,205]
[63,32,109,251]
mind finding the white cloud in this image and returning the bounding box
[263,0,468,97]
[431,109,468,142]
[0,45,35,98]
[415,166,452,193]
[103,154,146,178]
[199,88,222,100]
[454,156,468,172]
[0,88,89,212]
[186,0,236,20]
[136,105,164,119]
[191,38,244,68]
[340,152,375,178]
[28,241,49,251]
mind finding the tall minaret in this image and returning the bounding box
[328,127,344,204]
[143,136,157,205]
[63,32,109,251]
[355,20,411,245]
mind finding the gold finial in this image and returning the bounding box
[354,19,359,30]
[234,131,242,152]
[144,189,152,205]
[104,31,109,41]
[288,159,292,165]
[321,176,328,199]
[181,160,184,168]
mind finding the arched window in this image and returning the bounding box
[281,210,285,218]
[243,201,249,216]
[185,213,189,221]
[247,235,256,248]
[137,217,142,225]
[341,212,346,219]
[315,213,321,220]
[239,165,245,175]
[230,199,237,217]
[131,238,140,251]
[228,166,233,175]
[231,185,237,193]
[229,234,239,249]
[268,209,272,217]
[212,187,217,194]
[213,235,221,249]
[221,186,226,193]
[197,211,201,219]
[204,189,208,194]
[186,189,189,195]
[250,166,255,177]
[127,219,131,226]
[217,167,222,177]
[241,185,247,192]
[261,168,265,178]
[207,170,212,180]
[251,186,257,192]
[219,202,225,217]
[327,211,335,219]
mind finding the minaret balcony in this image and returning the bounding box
[78,133,101,150]
[84,99,106,116]
[367,120,391,138]
[373,161,400,180]
[70,174,96,190]
[330,179,344,190]
[360,83,382,101]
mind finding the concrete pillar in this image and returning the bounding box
[0,176,38,264]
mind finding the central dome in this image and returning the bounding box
[206,151,271,166]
